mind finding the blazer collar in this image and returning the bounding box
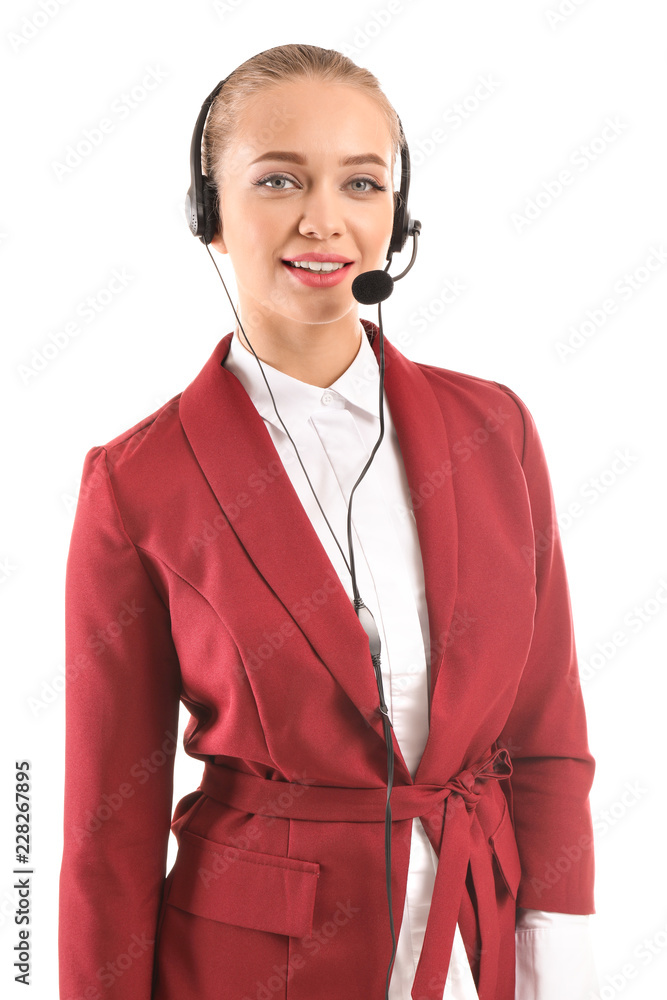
[179,319,458,785]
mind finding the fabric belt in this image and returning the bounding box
[199,745,513,1000]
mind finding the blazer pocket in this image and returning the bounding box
[166,828,321,939]
[488,800,522,899]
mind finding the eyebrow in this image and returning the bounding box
[248,151,388,169]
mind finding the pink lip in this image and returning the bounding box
[282,260,353,287]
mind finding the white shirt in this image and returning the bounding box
[223,321,601,999]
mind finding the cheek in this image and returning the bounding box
[220,194,268,242]
[233,209,284,261]
[359,201,395,242]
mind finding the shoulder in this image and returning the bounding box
[77,391,192,515]
[411,356,534,461]
[99,392,185,473]
[103,391,182,448]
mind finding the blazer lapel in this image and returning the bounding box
[179,320,458,784]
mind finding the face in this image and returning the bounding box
[209,78,396,336]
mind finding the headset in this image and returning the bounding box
[185,60,422,999]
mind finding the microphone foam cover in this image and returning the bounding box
[351,269,394,305]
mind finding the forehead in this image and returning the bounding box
[228,79,393,164]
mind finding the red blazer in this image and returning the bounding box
[59,319,596,1000]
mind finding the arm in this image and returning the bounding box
[58,446,181,1000]
[494,383,596,915]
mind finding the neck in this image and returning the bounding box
[233,312,365,388]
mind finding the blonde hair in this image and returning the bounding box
[202,43,402,197]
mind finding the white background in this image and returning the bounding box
[1,1,666,997]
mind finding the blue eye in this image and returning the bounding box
[348,176,386,192]
[254,173,386,193]
[255,174,294,190]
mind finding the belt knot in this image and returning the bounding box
[445,746,513,810]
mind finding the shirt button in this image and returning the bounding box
[321,391,333,405]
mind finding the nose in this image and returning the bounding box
[297,181,347,240]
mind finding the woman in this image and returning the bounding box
[58,44,599,1000]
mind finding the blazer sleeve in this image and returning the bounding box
[494,384,596,915]
[59,445,181,1000]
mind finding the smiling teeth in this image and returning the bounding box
[289,260,346,272]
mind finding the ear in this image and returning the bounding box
[209,227,227,254]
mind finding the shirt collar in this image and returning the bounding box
[222,321,381,431]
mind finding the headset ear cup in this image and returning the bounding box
[389,190,407,256]
[202,176,220,245]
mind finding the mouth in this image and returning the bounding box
[281,259,354,287]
